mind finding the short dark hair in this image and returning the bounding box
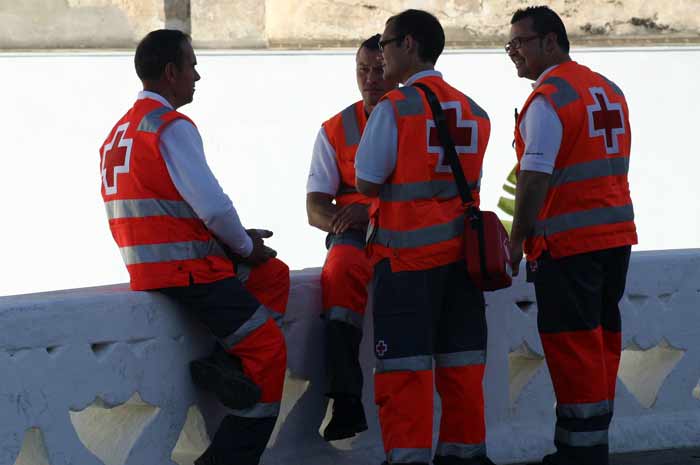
[386,9,444,64]
[359,33,381,52]
[511,6,570,53]
[134,29,191,81]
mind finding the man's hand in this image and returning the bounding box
[509,240,523,277]
[330,203,369,234]
[240,229,277,266]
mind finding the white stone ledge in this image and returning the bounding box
[1,249,699,465]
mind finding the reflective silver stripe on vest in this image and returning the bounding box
[137,106,172,133]
[336,183,358,196]
[341,103,361,146]
[105,198,198,220]
[435,350,485,368]
[388,448,432,463]
[557,400,611,419]
[329,231,366,250]
[119,239,226,265]
[435,442,486,459]
[550,157,629,188]
[372,214,464,249]
[379,179,478,202]
[376,355,432,373]
[534,204,634,237]
[236,263,252,284]
[221,305,275,348]
[540,77,580,108]
[395,86,425,116]
[466,95,489,120]
[230,401,280,418]
[555,427,608,447]
[327,306,364,329]
[598,73,624,97]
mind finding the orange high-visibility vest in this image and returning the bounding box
[322,100,371,207]
[367,76,490,271]
[515,61,637,260]
[100,98,234,291]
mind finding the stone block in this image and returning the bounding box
[191,0,266,48]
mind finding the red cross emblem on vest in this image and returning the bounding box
[101,122,133,195]
[375,340,388,357]
[587,87,625,154]
[427,101,478,173]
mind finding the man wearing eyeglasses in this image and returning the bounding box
[355,9,495,465]
[306,33,397,442]
[506,6,636,465]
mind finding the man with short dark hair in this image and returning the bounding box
[355,10,495,465]
[506,6,637,465]
[99,29,289,465]
[306,33,396,442]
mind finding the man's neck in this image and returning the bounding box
[401,63,434,85]
[142,83,177,109]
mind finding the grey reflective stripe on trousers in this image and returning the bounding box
[119,239,226,265]
[372,214,464,249]
[396,86,425,116]
[550,157,629,188]
[555,427,608,447]
[221,305,276,348]
[435,350,485,368]
[534,204,634,237]
[379,179,479,202]
[388,448,432,464]
[341,103,361,146]
[105,198,198,220]
[557,400,611,419]
[436,442,486,459]
[376,355,432,373]
[230,401,280,418]
[540,77,580,109]
[137,106,172,133]
[236,263,252,284]
[327,306,364,329]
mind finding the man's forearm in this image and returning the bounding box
[306,192,340,233]
[510,170,551,246]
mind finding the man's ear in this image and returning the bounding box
[404,34,418,56]
[543,32,558,53]
[163,62,177,84]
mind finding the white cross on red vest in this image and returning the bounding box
[426,101,478,172]
[101,123,133,195]
[587,87,625,154]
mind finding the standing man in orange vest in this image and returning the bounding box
[99,29,289,465]
[506,6,637,465]
[306,34,397,442]
[355,10,496,465]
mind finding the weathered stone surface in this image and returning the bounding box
[265,0,700,47]
[0,0,164,49]
[190,0,266,48]
[0,0,698,49]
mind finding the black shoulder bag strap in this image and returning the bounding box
[412,82,476,214]
[413,82,489,276]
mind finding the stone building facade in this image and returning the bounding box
[1,0,697,49]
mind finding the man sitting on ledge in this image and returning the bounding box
[98,29,289,465]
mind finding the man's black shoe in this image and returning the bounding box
[322,396,368,441]
[190,350,261,410]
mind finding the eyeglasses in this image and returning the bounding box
[504,35,541,53]
[379,35,404,51]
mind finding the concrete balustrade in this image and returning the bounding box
[1,249,699,465]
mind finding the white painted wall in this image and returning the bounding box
[0,47,698,296]
[0,251,698,465]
